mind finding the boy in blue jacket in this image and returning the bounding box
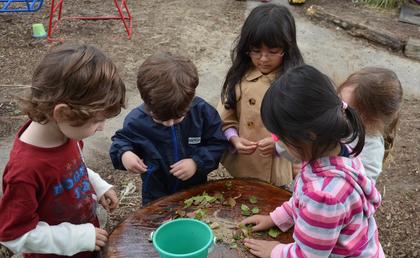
[110,52,228,205]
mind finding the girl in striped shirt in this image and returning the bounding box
[241,65,384,258]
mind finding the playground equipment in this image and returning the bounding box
[0,0,43,12]
[47,0,132,41]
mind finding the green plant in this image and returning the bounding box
[357,0,406,8]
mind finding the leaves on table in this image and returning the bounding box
[241,204,251,216]
[268,227,280,238]
[225,181,233,190]
[251,207,260,214]
[223,197,236,208]
[213,191,225,203]
[249,195,258,204]
[176,188,283,253]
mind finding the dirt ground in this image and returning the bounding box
[0,0,419,257]
[296,0,420,43]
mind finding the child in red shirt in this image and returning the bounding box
[0,44,126,258]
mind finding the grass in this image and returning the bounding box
[357,0,406,8]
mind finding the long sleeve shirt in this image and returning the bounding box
[350,134,385,183]
[1,169,111,257]
[0,122,112,258]
[269,153,384,258]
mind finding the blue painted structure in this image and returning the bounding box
[0,0,43,13]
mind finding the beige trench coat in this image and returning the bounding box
[217,68,292,186]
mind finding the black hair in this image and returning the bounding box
[261,65,365,161]
[221,4,304,109]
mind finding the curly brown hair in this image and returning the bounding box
[136,52,198,121]
[337,67,403,161]
[20,44,126,126]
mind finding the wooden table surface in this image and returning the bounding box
[103,178,293,258]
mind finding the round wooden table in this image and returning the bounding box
[103,178,294,258]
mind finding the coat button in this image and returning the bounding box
[249,98,256,105]
[247,121,254,127]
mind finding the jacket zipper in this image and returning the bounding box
[171,125,180,192]
[143,164,155,193]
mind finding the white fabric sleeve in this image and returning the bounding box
[87,168,113,200]
[359,135,385,182]
[0,221,95,255]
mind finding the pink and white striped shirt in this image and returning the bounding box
[270,154,384,258]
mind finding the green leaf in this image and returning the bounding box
[229,242,238,249]
[184,198,193,208]
[204,195,217,203]
[241,204,250,211]
[194,209,206,220]
[193,195,204,205]
[239,223,253,237]
[251,207,260,214]
[213,191,225,203]
[268,228,280,238]
[249,195,258,204]
[224,197,236,208]
[241,204,251,216]
[225,181,232,190]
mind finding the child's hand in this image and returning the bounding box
[99,188,119,212]
[257,137,275,157]
[240,215,275,231]
[170,159,197,181]
[231,136,257,154]
[94,227,108,251]
[243,238,281,258]
[121,151,147,173]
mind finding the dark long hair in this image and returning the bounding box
[261,65,365,161]
[221,4,304,109]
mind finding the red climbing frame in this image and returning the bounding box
[47,0,132,41]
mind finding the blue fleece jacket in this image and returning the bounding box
[110,97,228,204]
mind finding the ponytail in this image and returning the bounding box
[342,106,365,157]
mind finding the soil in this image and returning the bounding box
[0,0,419,257]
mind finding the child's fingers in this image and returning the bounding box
[242,140,258,147]
[243,238,259,249]
[101,199,110,212]
[106,196,119,211]
[127,166,142,173]
[248,248,262,257]
[238,144,257,153]
[252,223,267,232]
[240,216,257,226]
[95,239,106,249]
[132,162,147,173]
[178,173,189,181]
[169,165,182,174]
[96,227,108,236]
[136,159,148,170]
[171,170,184,177]
[170,160,183,168]
[174,171,192,181]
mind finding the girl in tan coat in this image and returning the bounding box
[218,4,304,186]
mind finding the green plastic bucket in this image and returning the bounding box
[152,218,214,258]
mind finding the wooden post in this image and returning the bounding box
[404,37,420,61]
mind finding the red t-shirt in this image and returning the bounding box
[0,122,99,258]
